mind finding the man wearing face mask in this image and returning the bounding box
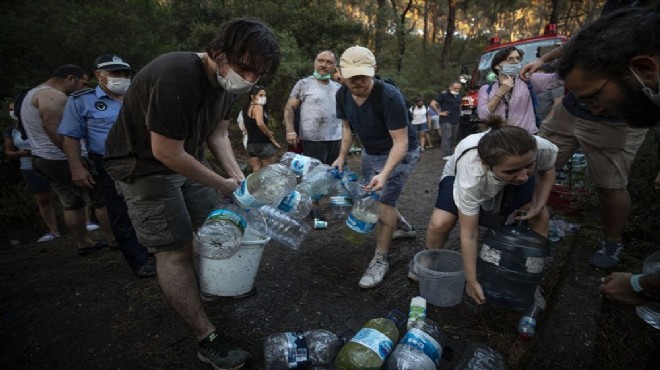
[103,18,280,369]
[57,54,155,278]
[434,82,463,159]
[284,50,343,221]
[477,47,563,135]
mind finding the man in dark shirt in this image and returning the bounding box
[104,18,280,369]
[434,81,462,158]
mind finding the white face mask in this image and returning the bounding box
[217,65,256,94]
[450,90,459,96]
[105,76,131,95]
[629,66,660,108]
[256,97,267,105]
[9,110,17,120]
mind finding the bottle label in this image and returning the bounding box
[233,180,265,208]
[345,212,376,234]
[349,327,393,361]
[407,305,426,328]
[205,209,247,234]
[329,195,352,207]
[479,243,501,266]
[284,331,310,367]
[278,191,301,213]
[400,328,442,366]
[289,155,311,176]
[525,256,545,273]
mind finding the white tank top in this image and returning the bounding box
[21,85,68,160]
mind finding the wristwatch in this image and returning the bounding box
[630,273,660,302]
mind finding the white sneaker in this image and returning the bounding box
[407,259,419,281]
[359,259,389,289]
[86,223,100,232]
[392,228,417,239]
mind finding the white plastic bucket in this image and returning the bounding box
[196,228,270,297]
[414,249,466,307]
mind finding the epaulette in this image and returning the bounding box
[70,88,94,97]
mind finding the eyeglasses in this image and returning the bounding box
[505,56,522,63]
[575,79,609,108]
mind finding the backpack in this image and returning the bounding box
[13,88,32,140]
[487,79,541,128]
[337,76,413,123]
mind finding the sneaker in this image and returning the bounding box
[392,228,417,239]
[588,240,624,269]
[359,258,389,289]
[86,223,100,232]
[197,331,250,370]
[133,262,156,278]
[37,232,61,243]
[407,258,419,281]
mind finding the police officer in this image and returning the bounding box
[58,54,155,277]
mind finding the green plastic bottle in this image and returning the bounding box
[334,311,404,370]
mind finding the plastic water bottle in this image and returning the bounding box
[452,343,506,370]
[328,195,353,221]
[263,329,345,369]
[570,151,587,172]
[277,190,313,220]
[342,193,380,244]
[280,152,322,178]
[249,205,312,250]
[196,203,247,259]
[635,251,660,329]
[407,296,426,330]
[296,164,340,200]
[334,310,405,370]
[387,318,444,370]
[340,169,365,200]
[233,163,297,208]
[518,286,547,339]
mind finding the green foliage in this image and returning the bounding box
[0,181,37,235]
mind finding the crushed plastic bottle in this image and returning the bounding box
[233,163,297,208]
[296,164,341,200]
[280,152,322,179]
[277,190,313,220]
[387,318,444,370]
[452,343,506,370]
[264,329,345,369]
[195,203,247,259]
[250,205,312,250]
[343,193,380,244]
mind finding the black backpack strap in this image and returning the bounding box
[370,79,386,122]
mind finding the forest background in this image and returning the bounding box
[0,0,606,233]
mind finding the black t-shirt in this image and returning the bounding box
[104,52,234,181]
[243,105,271,144]
[436,91,462,124]
[336,82,418,155]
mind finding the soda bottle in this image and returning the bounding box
[407,296,427,330]
[263,329,345,369]
[334,310,404,370]
[342,193,379,244]
[233,163,297,208]
[277,190,313,220]
[195,202,247,259]
[387,318,444,370]
[280,152,322,179]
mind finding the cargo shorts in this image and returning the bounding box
[360,148,420,207]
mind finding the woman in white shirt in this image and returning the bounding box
[421,115,557,304]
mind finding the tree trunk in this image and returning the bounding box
[375,0,387,55]
[423,0,429,51]
[390,0,413,73]
[550,0,559,25]
[440,0,456,68]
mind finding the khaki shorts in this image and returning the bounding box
[32,156,104,210]
[117,173,221,253]
[539,104,648,189]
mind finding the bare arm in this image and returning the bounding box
[284,97,300,146]
[518,166,556,222]
[601,271,660,305]
[330,119,353,171]
[520,44,564,80]
[206,119,245,183]
[250,105,280,149]
[3,136,30,159]
[152,130,239,196]
[62,136,94,188]
[458,211,485,304]
[34,89,68,149]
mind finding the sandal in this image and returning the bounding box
[37,232,61,243]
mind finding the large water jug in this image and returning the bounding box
[477,219,550,311]
[635,251,660,329]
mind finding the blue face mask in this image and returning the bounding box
[313,71,332,80]
[500,63,522,77]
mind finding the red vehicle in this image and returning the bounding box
[459,25,567,137]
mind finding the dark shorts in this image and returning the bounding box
[435,175,536,228]
[21,168,51,194]
[361,149,419,207]
[32,156,104,210]
[246,142,277,159]
[301,140,341,165]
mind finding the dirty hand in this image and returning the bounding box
[600,272,647,306]
[217,177,241,196]
[286,132,299,146]
[519,61,543,81]
[466,280,486,305]
[331,157,344,172]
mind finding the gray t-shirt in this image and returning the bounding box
[290,76,342,141]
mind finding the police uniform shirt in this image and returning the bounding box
[57,86,123,156]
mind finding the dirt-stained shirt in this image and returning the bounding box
[290,76,342,141]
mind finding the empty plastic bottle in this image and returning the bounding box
[342,193,380,244]
[264,329,345,369]
[250,205,312,250]
[277,190,313,220]
[340,169,365,199]
[452,343,506,370]
[296,164,340,200]
[196,203,247,259]
[407,296,426,330]
[334,310,405,370]
[280,152,322,179]
[518,286,547,339]
[234,163,297,208]
[328,195,353,221]
[635,251,660,329]
[387,318,444,370]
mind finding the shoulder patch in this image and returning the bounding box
[70,88,94,97]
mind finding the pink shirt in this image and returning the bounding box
[477,73,562,135]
